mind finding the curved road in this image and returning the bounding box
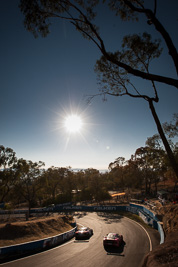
[1,212,159,267]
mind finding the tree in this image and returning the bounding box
[94,31,178,180]
[14,159,44,211]
[109,157,126,170]
[134,147,151,194]
[19,0,178,178]
[0,145,17,203]
[146,114,178,189]
[41,167,64,200]
[162,113,178,140]
[125,158,143,189]
[0,145,16,169]
[108,157,127,190]
[134,146,165,194]
[19,0,178,87]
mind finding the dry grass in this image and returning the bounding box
[0,215,74,247]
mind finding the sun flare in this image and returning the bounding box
[65,115,82,133]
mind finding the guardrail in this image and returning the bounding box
[128,203,164,244]
[0,226,77,262]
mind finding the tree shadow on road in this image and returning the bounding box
[74,212,88,219]
[97,212,123,224]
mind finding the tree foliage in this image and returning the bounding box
[19,0,178,87]
[0,146,17,203]
[14,159,45,211]
[19,0,178,179]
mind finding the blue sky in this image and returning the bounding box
[0,0,178,170]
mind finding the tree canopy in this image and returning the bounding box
[19,0,178,178]
[19,0,178,87]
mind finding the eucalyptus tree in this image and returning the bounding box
[61,167,75,202]
[41,166,63,200]
[19,0,178,178]
[146,113,178,188]
[40,166,74,204]
[95,31,177,181]
[108,157,127,190]
[14,159,45,211]
[83,168,110,202]
[0,145,17,203]
[124,158,143,189]
[162,113,178,140]
[134,146,164,194]
[73,170,92,202]
[134,147,150,194]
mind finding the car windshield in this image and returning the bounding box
[80,227,88,231]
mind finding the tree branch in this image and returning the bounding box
[123,0,178,74]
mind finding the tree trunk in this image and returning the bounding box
[149,100,178,180]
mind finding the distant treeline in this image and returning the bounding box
[0,116,177,210]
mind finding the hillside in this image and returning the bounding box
[0,215,74,247]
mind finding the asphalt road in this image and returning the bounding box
[1,212,160,267]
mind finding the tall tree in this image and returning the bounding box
[134,146,164,194]
[146,114,178,188]
[42,166,64,200]
[14,159,44,211]
[19,0,178,178]
[108,157,127,190]
[134,146,151,194]
[94,32,178,180]
[0,145,17,203]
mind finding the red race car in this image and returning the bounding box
[75,227,93,240]
[103,233,123,248]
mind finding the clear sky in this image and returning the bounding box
[1,0,178,170]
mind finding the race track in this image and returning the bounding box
[1,212,159,267]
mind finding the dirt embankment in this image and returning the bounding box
[142,203,178,267]
[0,215,74,247]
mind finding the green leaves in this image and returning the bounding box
[19,0,98,38]
[94,32,162,100]
[108,0,143,21]
[19,0,51,38]
[122,32,162,71]
[0,145,16,169]
[95,52,129,96]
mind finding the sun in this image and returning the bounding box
[64,114,82,133]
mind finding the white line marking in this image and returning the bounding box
[125,217,152,251]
